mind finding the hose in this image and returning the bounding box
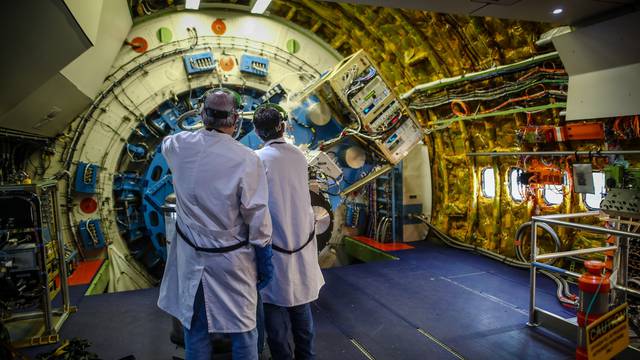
[513,222,577,300]
[177,109,203,131]
[514,221,561,266]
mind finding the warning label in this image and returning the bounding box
[586,303,630,360]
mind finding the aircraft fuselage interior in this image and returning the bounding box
[1,1,640,359]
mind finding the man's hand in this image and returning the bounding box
[254,244,273,290]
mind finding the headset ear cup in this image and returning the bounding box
[235,93,243,110]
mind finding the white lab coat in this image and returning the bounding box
[256,138,325,307]
[157,129,272,333]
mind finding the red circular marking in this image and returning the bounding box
[212,19,227,35]
[79,197,98,214]
[219,56,235,72]
[130,37,148,53]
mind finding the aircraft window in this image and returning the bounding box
[543,184,563,205]
[509,168,525,202]
[584,172,606,210]
[481,168,496,198]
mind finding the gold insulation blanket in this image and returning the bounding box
[270,1,628,256]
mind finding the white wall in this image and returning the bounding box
[553,11,640,120]
[0,0,91,120]
[64,0,104,44]
[0,0,132,137]
[62,0,132,98]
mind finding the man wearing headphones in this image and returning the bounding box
[158,89,274,360]
[253,104,325,360]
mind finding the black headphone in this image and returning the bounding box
[202,88,244,126]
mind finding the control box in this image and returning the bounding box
[305,150,343,180]
[74,162,99,194]
[379,118,423,164]
[183,52,216,75]
[79,219,107,249]
[298,50,422,164]
[601,189,640,218]
[240,54,269,77]
[327,52,399,128]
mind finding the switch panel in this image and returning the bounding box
[183,52,216,75]
[240,54,269,77]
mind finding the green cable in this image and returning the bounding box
[431,102,567,126]
[583,271,606,325]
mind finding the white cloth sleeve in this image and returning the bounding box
[239,158,272,247]
[161,135,176,169]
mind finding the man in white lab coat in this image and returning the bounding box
[157,89,274,360]
[253,104,325,360]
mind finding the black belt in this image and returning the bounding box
[272,229,316,255]
[176,223,249,253]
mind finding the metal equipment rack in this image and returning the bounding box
[527,211,640,358]
[0,181,77,348]
[364,164,403,243]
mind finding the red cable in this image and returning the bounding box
[451,99,470,117]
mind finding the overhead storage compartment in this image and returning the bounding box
[0,0,132,137]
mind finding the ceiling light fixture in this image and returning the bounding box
[251,0,272,14]
[185,0,201,10]
[552,8,563,15]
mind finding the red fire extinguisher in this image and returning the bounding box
[576,260,610,359]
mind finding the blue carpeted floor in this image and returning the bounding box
[316,241,575,359]
[19,241,576,359]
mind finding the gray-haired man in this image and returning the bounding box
[158,89,274,359]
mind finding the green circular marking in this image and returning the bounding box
[286,39,301,54]
[157,27,173,43]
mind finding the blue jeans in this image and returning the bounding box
[263,303,316,360]
[184,283,258,360]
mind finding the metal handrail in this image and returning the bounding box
[528,211,640,342]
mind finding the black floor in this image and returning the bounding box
[20,241,575,359]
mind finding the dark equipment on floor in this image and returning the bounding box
[0,181,76,348]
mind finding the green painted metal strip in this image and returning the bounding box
[84,259,110,296]
[343,237,399,263]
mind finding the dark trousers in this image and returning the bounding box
[263,303,316,360]
[184,283,258,360]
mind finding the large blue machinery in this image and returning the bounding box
[112,84,381,277]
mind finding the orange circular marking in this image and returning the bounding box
[219,56,235,72]
[79,197,98,214]
[211,19,227,35]
[130,37,148,53]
